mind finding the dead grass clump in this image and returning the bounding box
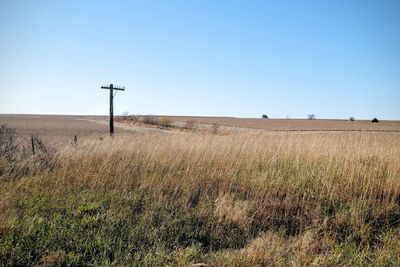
[214,193,252,229]
[219,230,324,266]
[41,250,67,267]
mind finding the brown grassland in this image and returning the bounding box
[1,115,400,266]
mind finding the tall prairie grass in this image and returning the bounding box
[1,131,400,266]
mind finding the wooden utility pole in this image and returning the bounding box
[101,83,125,135]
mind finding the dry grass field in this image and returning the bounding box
[1,115,400,266]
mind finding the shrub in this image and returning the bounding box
[142,116,159,125]
[185,119,197,130]
[129,115,139,123]
[211,123,219,134]
[0,124,18,161]
[262,114,268,119]
[158,117,173,128]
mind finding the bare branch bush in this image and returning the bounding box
[141,115,159,125]
[0,127,56,180]
[0,124,18,161]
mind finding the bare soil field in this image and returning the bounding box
[2,114,399,149]
[2,114,399,140]
[168,116,400,132]
[0,114,110,140]
[0,114,154,149]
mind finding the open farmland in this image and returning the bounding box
[1,115,400,266]
[168,116,400,132]
[0,115,171,149]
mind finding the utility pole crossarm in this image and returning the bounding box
[101,85,125,91]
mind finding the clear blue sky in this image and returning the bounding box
[1,0,399,119]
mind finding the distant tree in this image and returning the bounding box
[371,118,379,123]
[349,116,356,121]
[307,114,316,120]
[262,114,269,119]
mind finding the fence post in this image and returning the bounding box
[31,135,35,155]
